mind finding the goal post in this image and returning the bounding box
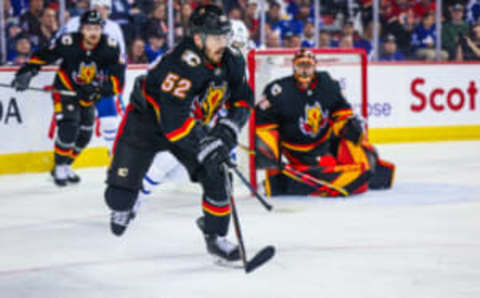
[245,48,369,191]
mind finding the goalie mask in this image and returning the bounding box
[293,48,317,85]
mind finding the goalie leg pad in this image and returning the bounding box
[369,159,395,189]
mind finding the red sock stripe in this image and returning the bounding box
[202,201,230,216]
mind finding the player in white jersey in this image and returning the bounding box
[131,19,252,217]
[54,0,126,152]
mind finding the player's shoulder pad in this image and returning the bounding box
[101,34,119,49]
[264,76,289,99]
[59,33,77,47]
[316,71,336,85]
[224,48,247,80]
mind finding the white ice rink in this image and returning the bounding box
[0,141,479,298]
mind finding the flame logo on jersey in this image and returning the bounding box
[299,102,327,137]
[74,62,98,85]
[192,82,228,125]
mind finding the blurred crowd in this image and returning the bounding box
[2,0,480,65]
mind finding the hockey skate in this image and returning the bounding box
[65,165,80,183]
[110,210,134,236]
[196,216,240,262]
[50,165,68,187]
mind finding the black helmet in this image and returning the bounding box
[80,10,105,27]
[189,5,231,35]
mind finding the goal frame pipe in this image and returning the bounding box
[247,48,369,192]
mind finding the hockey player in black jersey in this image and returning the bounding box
[11,10,125,187]
[255,48,395,196]
[104,5,253,262]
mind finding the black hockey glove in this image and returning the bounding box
[210,119,239,151]
[78,84,102,102]
[341,116,364,144]
[11,68,38,91]
[197,136,235,176]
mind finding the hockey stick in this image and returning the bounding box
[0,83,77,96]
[225,167,275,273]
[228,163,273,211]
[238,143,349,197]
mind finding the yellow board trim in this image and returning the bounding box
[0,147,109,175]
[369,125,480,144]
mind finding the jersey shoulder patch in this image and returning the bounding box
[181,50,201,67]
[266,80,283,98]
[61,34,74,46]
[107,36,119,48]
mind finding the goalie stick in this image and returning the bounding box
[238,143,349,197]
[0,83,77,96]
[225,166,275,274]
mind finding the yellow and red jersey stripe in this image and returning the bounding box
[142,80,161,123]
[256,123,279,131]
[110,75,122,95]
[202,201,230,217]
[233,100,251,109]
[165,117,195,142]
[27,57,47,65]
[281,128,331,152]
[57,70,74,91]
[331,108,353,121]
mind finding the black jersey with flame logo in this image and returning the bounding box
[19,32,124,105]
[256,71,354,164]
[141,37,253,154]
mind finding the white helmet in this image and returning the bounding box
[229,19,250,57]
[91,0,112,9]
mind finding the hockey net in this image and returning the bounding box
[238,48,368,192]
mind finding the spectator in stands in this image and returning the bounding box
[266,30,282,48]
[339,33,354,49]
[318,30,334,48]
[456,22,480,60]
[10,0,29,17]
[289,33,302,48]
[379,33,405,61]
[110,0,130,26]
[68,0,89,17]
[128,38,148,64]
[266,1,283,33]
[9,33,33,65]
[411,13,448,60]
[443,3,469,59]
[301,21,315,47]
[467,0,480,24]
[228,6,242,20]
[413,0,436,19]
[20,0,45,35]
[144,2,169,41]
[145,29,166,63]
[283,3,311,36]
[244,0,259,42]
[341,20,356,38]
[32,7,58,48]
[355,20,378,55]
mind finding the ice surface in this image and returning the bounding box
[0,141,479,298]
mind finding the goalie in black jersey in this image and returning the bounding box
[104,5,253,262]
[255,48,395,197]
[11,10,125,187]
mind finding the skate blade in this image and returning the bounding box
[212,257,243,269]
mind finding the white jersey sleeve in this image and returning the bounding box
[54,16,126,59]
